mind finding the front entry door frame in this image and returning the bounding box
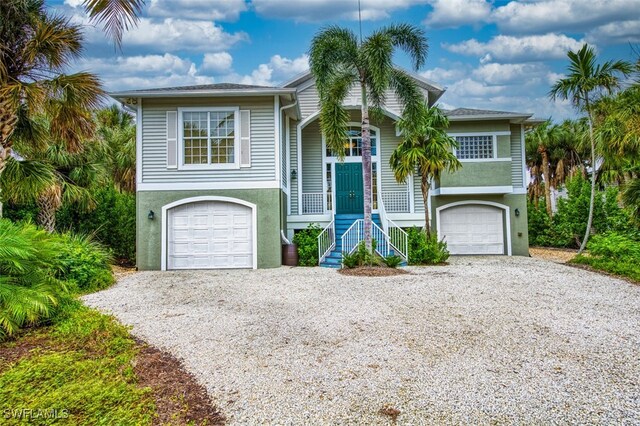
[322,122,382,214]
[335,163,364,214]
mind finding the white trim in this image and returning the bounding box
[447,131,511,137]
[286,116,291,213]
[433,186,513,195]
[435,200,512,256]
[177,106,241,170]
[408,174,415,214]
[138,181,280,191]
[459,158,511,163]
[136,98,142,185]
[297,78,316,92]
[161,196,258,271]
[274,96,282,190]
[111,88,296,98]
[451,134,498,160]
[520,124,527,188]
[512,187,527,194]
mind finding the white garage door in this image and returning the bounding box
[167,201,253,269]
[439,204,505,255]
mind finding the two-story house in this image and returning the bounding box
[111,70,531,270]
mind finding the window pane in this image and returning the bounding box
[210,137,234,164]
[455,135,493,159]
[184,138,208,164]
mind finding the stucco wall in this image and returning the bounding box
[137,189,283,270]
[430,193,529,256]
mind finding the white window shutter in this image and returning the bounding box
[166,111,178,169]
[240,110,251,167]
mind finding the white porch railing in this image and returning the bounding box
[317,220,335,263]
[381,190,410,213]
[302,192,324,214]
[378,197,408,260]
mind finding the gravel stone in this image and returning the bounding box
[83,256,640,425]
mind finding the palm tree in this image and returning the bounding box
[550,44,633,253]
[309,24,428,251]
[0,0,103,181]
[80,0,144,46]
[96,106,136,192]
[526,120,560,216]
[390,104,460,237]
[1,133,106,232]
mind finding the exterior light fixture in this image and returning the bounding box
[515,208,520,217]
[148,210,155,220]
[291,169,297,181]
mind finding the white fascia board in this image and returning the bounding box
[447,114,532,122]
[448,131,511,137]
[138,181,281,191]
[433,186,513,195]
[110,88,297,101]
[136,98,142,185]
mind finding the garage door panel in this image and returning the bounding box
[168,200,254,269]
[440,204,505,255]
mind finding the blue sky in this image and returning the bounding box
[50,0,639,120]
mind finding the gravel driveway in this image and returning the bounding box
[83,257,640,424]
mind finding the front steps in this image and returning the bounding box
[319,213,382,268]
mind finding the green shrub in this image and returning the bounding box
[572,233,640,281]
[341,241,381,268]
[383,255,403,268]
[0,219,66,340]
[57,186,136,264]
[292,224,322,266]
[53,233,114,293]
[407,227,450,265]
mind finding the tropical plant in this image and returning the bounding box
[390,104,460,236]
[80,0,144,46]
[341,240,380,268]
[309,24,428,252]
[526,120,560,216]
[572,232,640,282]
[550,43,633,253]
[292,224,322,266]
[382,254,403,268]
[406,227,449,265]
[0,219,66,340]
[1,137,107,232]
[54,232,114,293]
[95,105,136,192]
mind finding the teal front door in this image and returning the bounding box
[335,163,364,214]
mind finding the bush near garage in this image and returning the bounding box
[407,227,450,265]
[293,224,323,266]
[572,233,640,282]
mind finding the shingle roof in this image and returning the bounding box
[123,83,276,93]
[444,107,528,117]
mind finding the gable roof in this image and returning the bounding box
[281,68,446,104]
[443,107,532,122]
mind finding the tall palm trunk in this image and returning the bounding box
[36,186,62,233]
[0,94,18,177]
[421,171,431,237]
[360,81,373,252]
[540,147,553,217]
[579,98,596,254]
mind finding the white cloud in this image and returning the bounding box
[587,19,640,44]
[444,33,586,62]
[78,54,214,91]
[64,0,84,7]
[122,18,247,52]
[491,0,640,35]
[420,67,467,84]
[147,0,247,21]
[252,0,428,22]
[423,0,491,28]
[201,52,233,73]
[472,62,548,85]
[229,54,309,86]
[447,78,506,97]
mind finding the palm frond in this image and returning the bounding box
[82,0,144,47]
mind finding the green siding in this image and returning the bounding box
[137,189,282,270]
[440,161,512,187]
[431,193,529,256]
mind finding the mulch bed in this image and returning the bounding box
[529,246,578,263]
[133,339,225,425]
[338,266,409,277]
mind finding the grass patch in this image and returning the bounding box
[0,300,156,425]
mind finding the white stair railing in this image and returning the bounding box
[341,219,363,256]
[371,222,391,257]
[317,219,335,263]
[379,198,408,260]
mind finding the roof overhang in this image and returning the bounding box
[110,88,297,104]
[447,113,532,124]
